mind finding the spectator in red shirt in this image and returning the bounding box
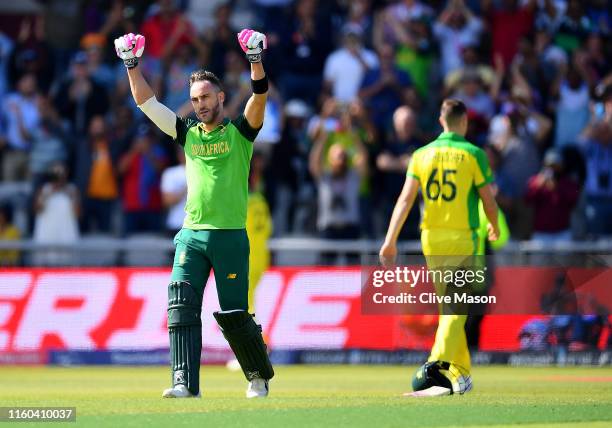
[482,0,536,67]
[118,125,168,235]
[525,149,580,242]
[140,0,198,61]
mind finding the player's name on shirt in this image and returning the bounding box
[190,141,230,157]
[423,151,466,163]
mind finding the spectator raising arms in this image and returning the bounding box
[323,25,378,103]
[140,0,200,63]
[359,43,414,132]
[309,103,368,263]
[433,0,483,77]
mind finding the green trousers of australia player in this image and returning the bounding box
[167,229,274,395]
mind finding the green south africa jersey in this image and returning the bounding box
[174,115,259,229]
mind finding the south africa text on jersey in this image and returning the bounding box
[191,141,230,156]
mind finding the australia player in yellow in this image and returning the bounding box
[380,99,500,396]
[246,189,272,314]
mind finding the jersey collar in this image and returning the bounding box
[198,118,231,134]
[438,132,467,142]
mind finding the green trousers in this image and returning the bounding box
[171,228,249,311]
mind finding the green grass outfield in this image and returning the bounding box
[1,365,611,427]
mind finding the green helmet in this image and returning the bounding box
[411,361,454,393]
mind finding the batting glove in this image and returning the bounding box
[237,29,267,63]
[114,33,145,69]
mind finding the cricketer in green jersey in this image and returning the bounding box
[114,29,274,399]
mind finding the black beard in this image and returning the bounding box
[202,100,221,125]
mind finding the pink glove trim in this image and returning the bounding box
[134,35,145,57]
[237,29,254,52]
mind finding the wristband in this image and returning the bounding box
[251,75,268,94]
[124,58,139,69]
[246,52,263,63]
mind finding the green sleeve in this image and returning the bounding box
[478,202,510,251]
[231,114,262,142]
[477,202,487,255]
[474,148,494,188]
[406,153,420,181]
[490,207,510,251]
[175,117,199,147]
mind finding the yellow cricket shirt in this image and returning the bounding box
[407,132,493,231]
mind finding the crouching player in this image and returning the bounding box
[114,29,274,398]
[380,99,500,396]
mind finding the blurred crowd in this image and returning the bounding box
[0,0,611,266]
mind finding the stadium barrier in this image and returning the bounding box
[0,237,611,266]
[0,267,609,366]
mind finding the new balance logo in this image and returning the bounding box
[246,370,261,380]
[174,370,186,385]
[227,273,237,279]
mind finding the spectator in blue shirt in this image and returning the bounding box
[359,42,414,134]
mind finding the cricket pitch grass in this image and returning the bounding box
[1,365,611,427]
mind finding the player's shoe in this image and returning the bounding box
[246,378,269,398]
[403,378,472,397]
[409,361,472,397]
[403,385,452,397]
[455,374,473,394]
[161,384,201,398]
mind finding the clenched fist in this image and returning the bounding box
[237,29,267,63]
[114,33,145,69]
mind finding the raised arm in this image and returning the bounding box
[127,65,154,106]
[244,62,267,129]
[237,29,269,129]
[115,33,177,138]
[351,124,369,178]
[308,129,327,181]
